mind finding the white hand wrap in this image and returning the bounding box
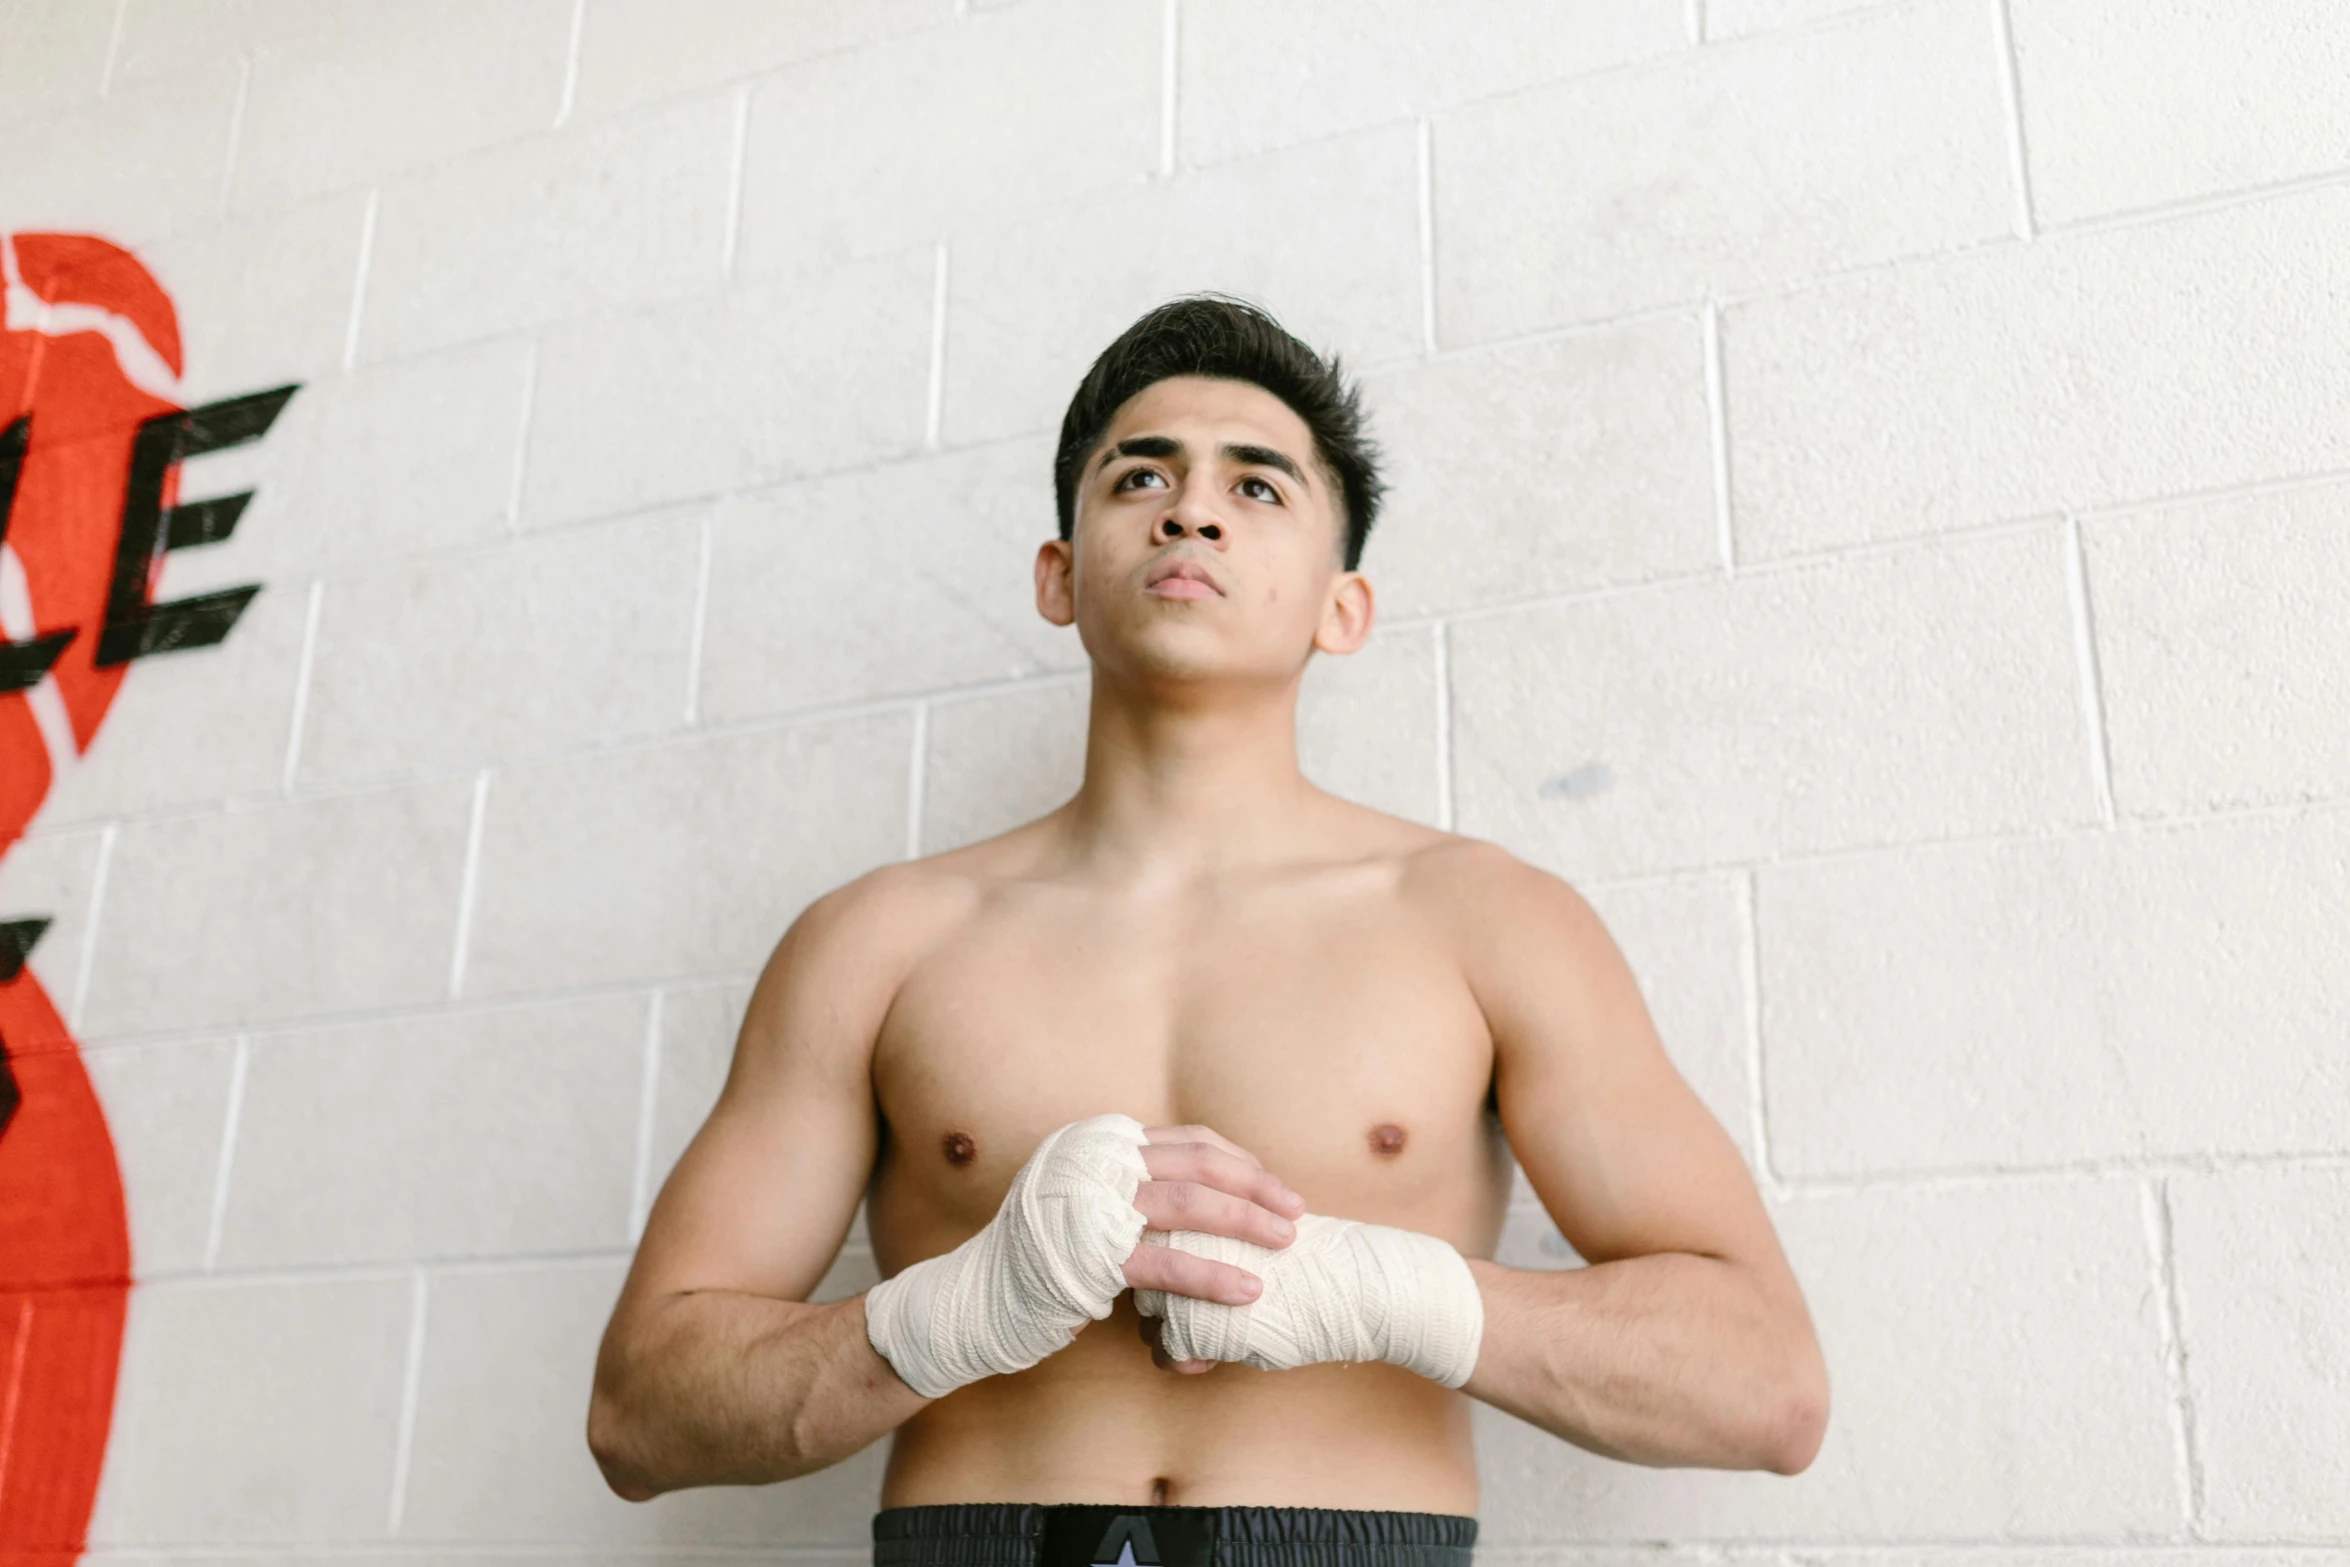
[861,1112,1149,1399]
[1133,1213,1484,1388]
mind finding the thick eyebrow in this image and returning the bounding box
[1092,434,1311,491]
[1095,435,1182,472]
[1220,442,1307,489]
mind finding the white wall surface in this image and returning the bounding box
[2,0,2346,1559]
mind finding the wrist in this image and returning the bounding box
[862,1113,1148,1398]
[1139,1213,1485,1387]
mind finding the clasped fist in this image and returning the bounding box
[1123,1123,1306,1374]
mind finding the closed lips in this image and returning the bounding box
[1145,559,1222,595]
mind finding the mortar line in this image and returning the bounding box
[630,991,665,1241]
[2071,459,2350,522]
[1782,1148,2350,1196]
[1416,119,1438,353]
[341,190,379,371]
[505,340,540,530]
[720,85,751,278]
[1702,300,1734,574]
[457,413,1041,545]
[2143,1176,2208,1531]
[2042,160,2350,243]
[386,1268,429,1533]
[1175,3,1947,183]
[1430,512,2062,632]
[68,824,115,1032]
[98,0,129,95]
[1566,785,2350,894]
[67,973,791,1058]
[1406,222,2016,369]
[1159,0,1179,176]
[924,244,950,449]
[133,1245,865,1291]
[2063,515,2117,826]
[201,1034,251,1270]
[446,770,492,999]
[684,508,714,725]
[555,0,585,126]
[281,578,325,793]
[216,57,251,218]
[905,701,929,860]
[1990,0,2036,239]
[1432,622,1454,831]
[27,668,1097,843]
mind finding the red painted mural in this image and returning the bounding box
[0,232,295,1559]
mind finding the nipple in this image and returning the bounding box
[1368,1123,1407,1157]
[942,1131,977,1166]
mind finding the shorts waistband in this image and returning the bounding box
[872,1503,1477,1567]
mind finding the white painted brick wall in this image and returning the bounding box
[0,0,2341,1558]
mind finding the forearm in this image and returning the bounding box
[589,1289,927,1497]
[1461,1253,1827,1474]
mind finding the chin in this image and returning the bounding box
[1083,620,1246,682]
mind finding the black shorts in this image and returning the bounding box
[872,1503,1476,1567]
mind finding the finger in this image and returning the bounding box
[1133,1178,1299,1249]
[1140,1124,1259,1167]
[1139,1140,1306,1217]
[1123,1240,1264,1306]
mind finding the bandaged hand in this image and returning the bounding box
[1133,1213,1484,1388]
[862,1112,1149,1398]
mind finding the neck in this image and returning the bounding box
[1054,664,1322,881]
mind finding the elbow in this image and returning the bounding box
[586,1380,661,1502]
[1761,1355,1830,1476]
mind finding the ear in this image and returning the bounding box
[1034,536,1077,627]
[1312,569,1374,655]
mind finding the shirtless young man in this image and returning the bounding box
[587,296,1830,1567]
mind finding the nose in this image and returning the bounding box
[1156,484,1223,544]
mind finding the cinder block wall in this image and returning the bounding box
[3,0,2345,1558]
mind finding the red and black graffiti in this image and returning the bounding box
[1,231,296,1560]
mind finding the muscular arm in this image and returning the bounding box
[586,869,932,1498]
[1434,845,1830,1473]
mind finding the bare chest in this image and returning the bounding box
[866,874,1512,1271]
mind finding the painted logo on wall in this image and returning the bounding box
[0,232,296,1555]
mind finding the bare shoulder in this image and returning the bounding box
[732,854,983,1080]
[1382,829,1633,1032]
[1392,827,1598,936]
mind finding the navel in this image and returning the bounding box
[1368,1122,1408,1158]
[942,1130,977,1166]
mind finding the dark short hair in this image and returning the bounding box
[1053,294,1385,572]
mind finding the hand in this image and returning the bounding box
[1122,1124,1306,1373]
[862,1113,1153,1398]
[1139,1215,1486,1388]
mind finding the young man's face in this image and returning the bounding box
[1034,374,1373,686]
